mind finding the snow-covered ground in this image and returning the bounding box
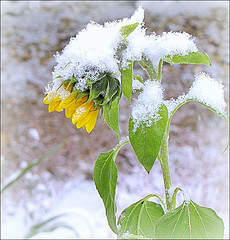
[1,1,229,239]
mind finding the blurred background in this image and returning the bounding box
[1,1,229,239]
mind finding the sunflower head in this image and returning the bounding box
[43,72,121,134]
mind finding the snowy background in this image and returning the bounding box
[1,1,229,239]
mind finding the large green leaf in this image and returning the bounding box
[121,61,133,103]
[154,200,224,239]
[129,104,168,173]
[117,195,164,239]
[93,139,129,234]
[120,22,139,39]
[163,51,210,66]
[103,94,121,139]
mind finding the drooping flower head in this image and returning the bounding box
[43,72,121,133]
[43,6,145,135]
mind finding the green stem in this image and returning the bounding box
[169,187,181,211]
[157,59,163,82]
[158,131,172,211]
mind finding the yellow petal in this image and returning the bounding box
[65,95,88,119]
[48,98,62,112]
[85,109,100,133]
[76,110,93,129]
[65,104,77,119]
[72,101,94,124]
[43,95,50,104]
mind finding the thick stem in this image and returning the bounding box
[158,131,172,211]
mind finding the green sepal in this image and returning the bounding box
[66,75,78,89]
[103,77,120,105]
[75,91,89,102]
[69,89,81,100]
[117,195,164,239]
[120,60,133,104]
[120,22,139,40]
[163,51,211,66]
[154,200,224,239]
[88,77,108,102]
[129,104,168,173]
[48,75,62,84]
[56,79,70,91]
[85,73,107,86]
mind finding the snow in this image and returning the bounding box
[49,6,199,96]
[132,79,144,91]
[2,1,229,239]
[164,94,187,116]
[2,178,116,239]
[131,81,163,132]
[52,6,145,91]
[164,73,226,116]
[28,128,40,141]
[144,32,198,67]
[187,72,226,114]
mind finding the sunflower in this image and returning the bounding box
[43,73,120,133]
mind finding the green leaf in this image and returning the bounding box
[120,22,139,39]
[93,139,129,234]
[121,61,133,103]
[154,200,224,239]
[163,51,211,66]
[133,74,144,84]
[103,95,121,139]
[117,195,164,239]
[129,104,168,173]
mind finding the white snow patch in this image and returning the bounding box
[187,72,226,114]
[52,6,145,88]
[132,79,144,91]
[131,80,164,132]
[28,128,40,141]
[164,94,187,116]
[144,32,198,67]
